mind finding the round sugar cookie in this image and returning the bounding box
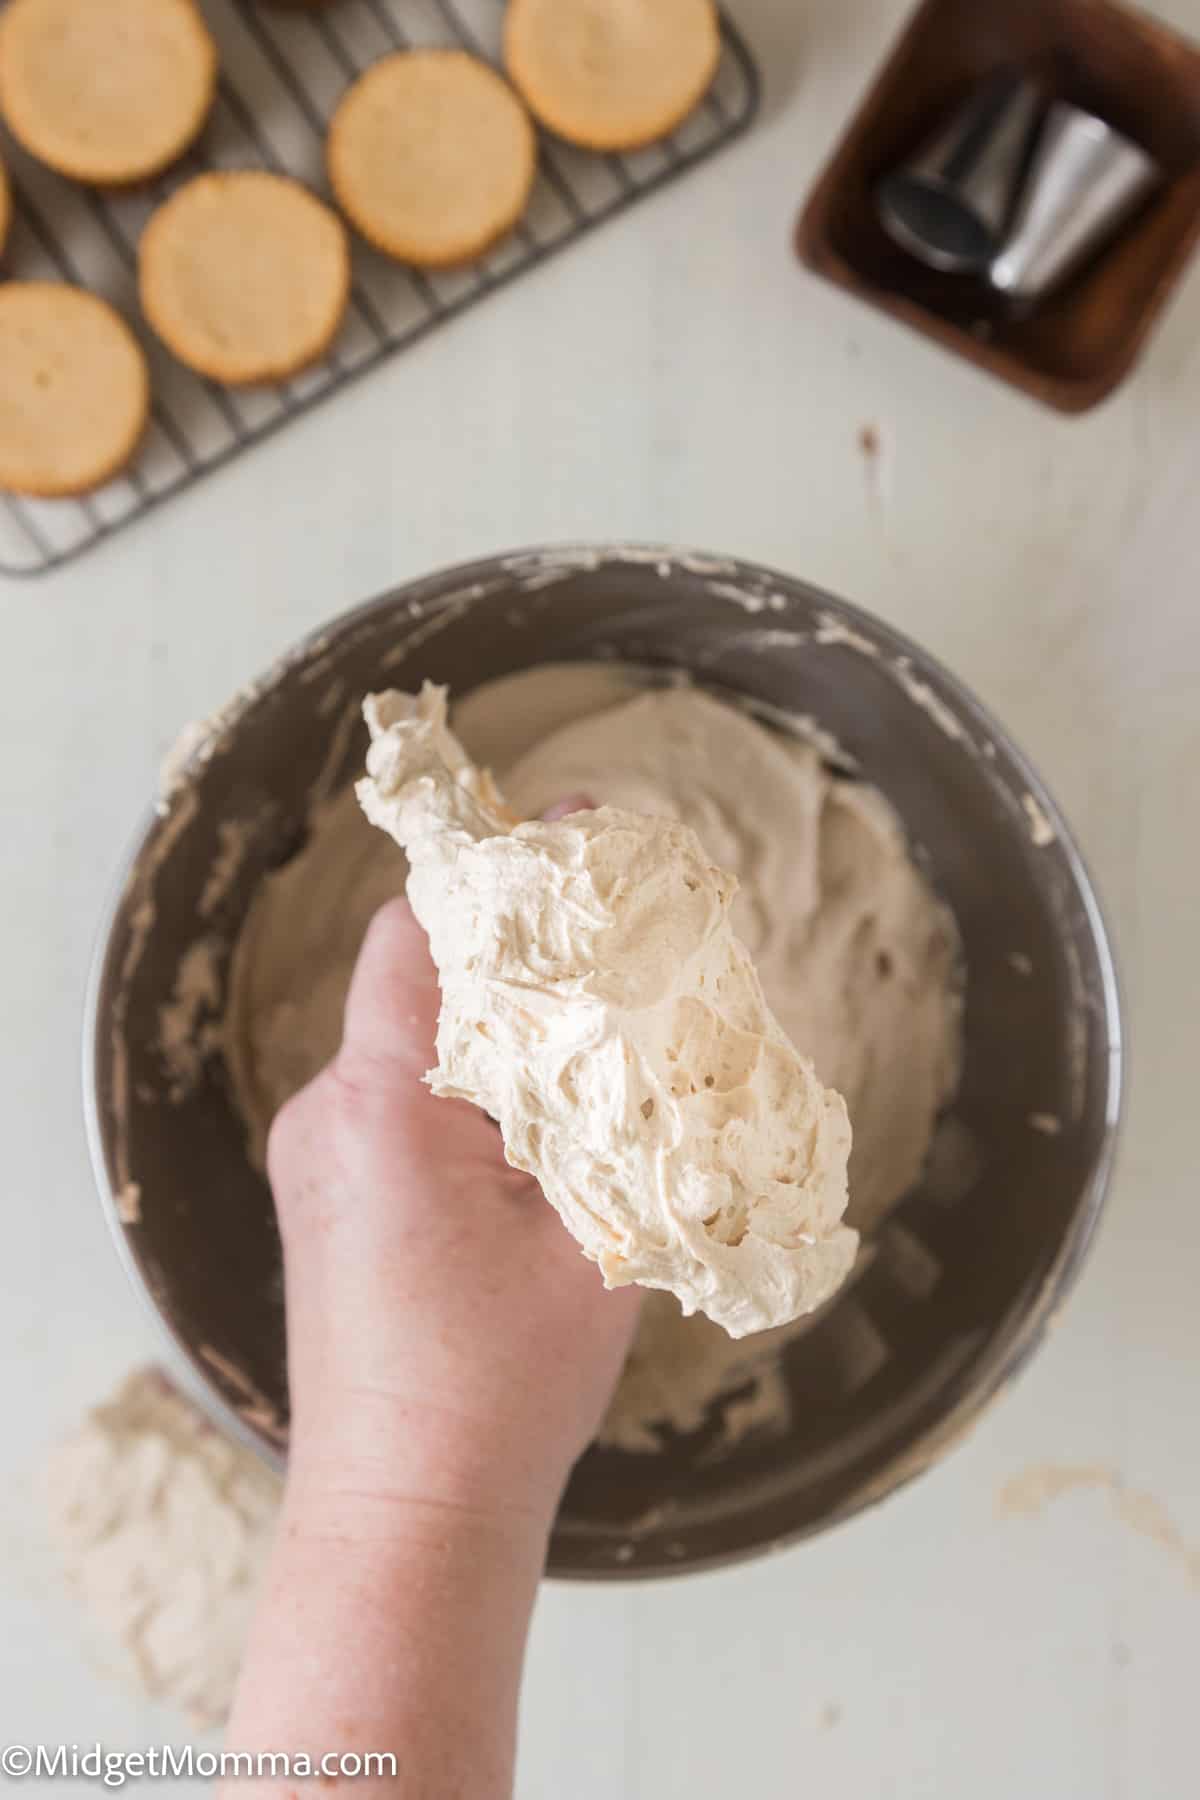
[504,0,720,152]
[327,50,536,269]
[0,0,217,186]
[139,171,351,386]
[0,284,149,497]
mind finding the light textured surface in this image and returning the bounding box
[1,0,1197,1791]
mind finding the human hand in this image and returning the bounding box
[267,894,641,1538]
[229,885,637,1794]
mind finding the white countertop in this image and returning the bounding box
[2,1,1198,1793]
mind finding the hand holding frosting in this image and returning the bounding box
[266,897,642,1523]
[230,898,639,1797]
[358,684,858,1338]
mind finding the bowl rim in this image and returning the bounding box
[81,540,1125,1578]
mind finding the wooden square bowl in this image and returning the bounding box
[797,0,1200,411]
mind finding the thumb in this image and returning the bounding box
[541,791,594,821]
[337,799,590,1086]
[336,897,439,1086]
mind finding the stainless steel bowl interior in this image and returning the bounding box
[84,546,1122,1578]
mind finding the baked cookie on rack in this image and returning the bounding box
[139,171,351,386]
[0,0,217,186]
[504,0,720,152]
[328,49,536,269]
[0,284,150,497]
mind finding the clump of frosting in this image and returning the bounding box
[44,1369,280,1725]
[357,683,857,1337]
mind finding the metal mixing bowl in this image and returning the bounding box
[84,545,1122,1578]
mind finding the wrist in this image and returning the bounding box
[286,1380,568,1545]
[276,1457,551,1655]
[230,1424,548,1800]
[280,1473,551,1589]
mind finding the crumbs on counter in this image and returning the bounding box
[44,1367,280,1726]
[115,1183,141,1226]
[997,1464,1200,1590]
[858,423,881,460]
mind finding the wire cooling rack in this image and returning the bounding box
[0,0,759,578]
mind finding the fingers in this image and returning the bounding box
[336,897,439,1085]
[542,792,595,821]
[333,796,594,1100]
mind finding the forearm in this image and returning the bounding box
[232,893,642,1794]
[222,1473,550,1798]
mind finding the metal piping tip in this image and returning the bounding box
[877,72,1043,274]
[990,101,1162,301]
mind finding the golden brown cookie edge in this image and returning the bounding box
[503,0,721,154]
[0,0,218,188]
[326,50,538,270]
[138,171,352,387]
[0,283,151,498]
